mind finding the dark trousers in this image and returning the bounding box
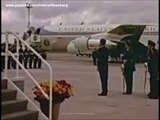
[1,57,5,70]
[12,59,16,69]
[34,58,38,68]
[24,58,28,68]
[42,53,47,60]
[7,57,12,69]
[38,59,42,68]
[149,70,159,96]
[93,57,96,65]
[29,59,33,68]
[99,67,108,93]
[19,57,23,69]
[124,71,133,94]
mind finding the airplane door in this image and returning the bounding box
[41,38,52,51]
[30,35,41,43]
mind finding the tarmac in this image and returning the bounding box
[3,53,159,120]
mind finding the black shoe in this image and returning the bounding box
[148,96,158,99]
[98,92,107,96]
[148,94,158,99]
[122,92,132,95]
[147,92,151,97]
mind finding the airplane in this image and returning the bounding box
[67,24,158,62]
[28,24,145,52]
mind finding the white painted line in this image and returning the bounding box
[61,113,94,115]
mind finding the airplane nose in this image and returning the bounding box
[67,41,78,54]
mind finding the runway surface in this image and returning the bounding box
[3,53,158,120]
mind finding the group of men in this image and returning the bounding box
[95,39,159,99]
[1,43,17,70]
[1,43,45,71]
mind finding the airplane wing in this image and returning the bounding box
[108,24,146,36]
[105,33,135,42]
[90,24,146,43]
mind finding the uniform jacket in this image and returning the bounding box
[123,48,136,72]
[96,46,109,70]
[147,48,158,73]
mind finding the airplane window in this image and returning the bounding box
[153,27,155,31]
[145,27,148,31]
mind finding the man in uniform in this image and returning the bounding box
[122,41,136,95]
[11,45,16,69]
[96,39,109,96]
[92,48,97,65]
[1,43,5,71]
[23,46,29,69]
[7,44,12,69]
[33,46,38,69]
[37,46,42,68]
[146,40,159,99]
[19,45,24,69]
[28,45,34,69]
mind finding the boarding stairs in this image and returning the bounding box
[1,32,53,120]
[2,79,39,120]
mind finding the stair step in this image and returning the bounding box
[1,89,17,101]
[2,110,39,120]
[2,100,28,115]
[1,79,39,120]
[1,79,7,89]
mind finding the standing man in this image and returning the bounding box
[92,48,97,65]
[7,44,12,69]
[33,46,38,69]
[23,46,29,69]
[37,46,42,69]
[122,41,136,95]
[96,39,109,96]
[11,45,16,69]
[1,43,5,71]
[146,40,158,99]
[28,46,34,69]
[19,45,24,69]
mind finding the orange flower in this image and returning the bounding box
[33,80,74,103]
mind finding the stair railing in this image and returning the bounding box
[7,78,49,120]
[3,31,53,120]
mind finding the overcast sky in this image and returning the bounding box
[2,0,159,33]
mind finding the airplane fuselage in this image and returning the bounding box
[31,24,110,51]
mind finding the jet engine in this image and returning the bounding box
[71,36,117,50]
[67,41,79,54]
